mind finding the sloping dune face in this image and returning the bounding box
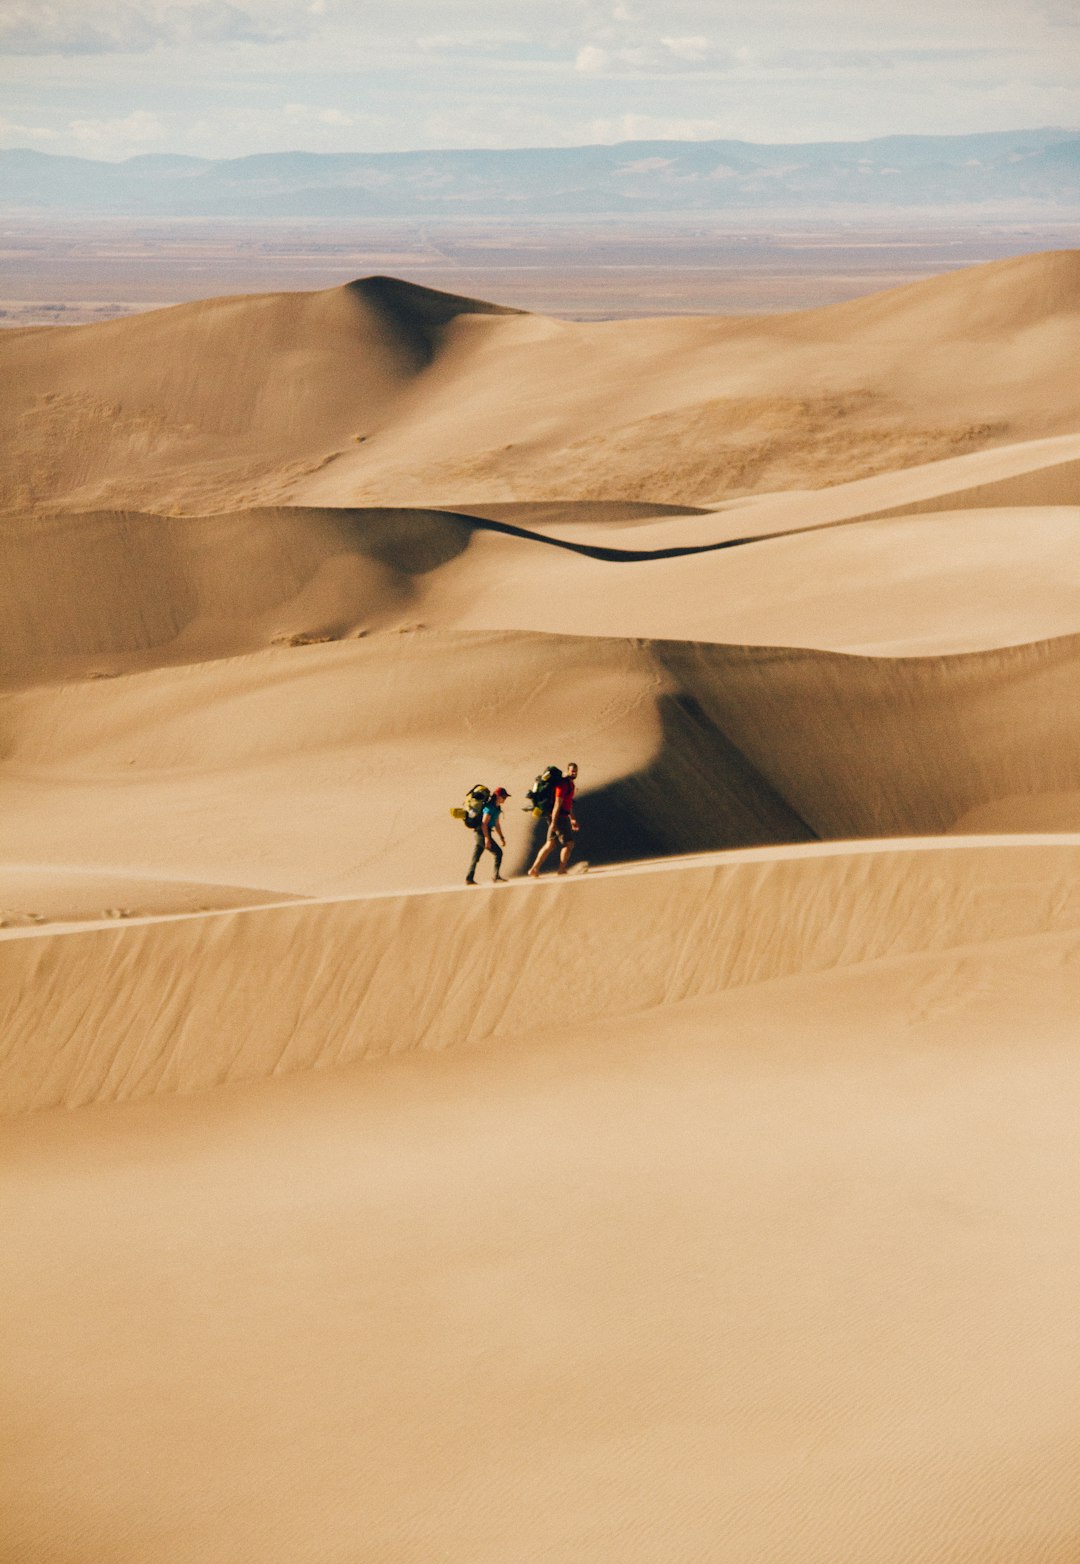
[2,250,1080,515]
[0,277,519,515]
[5,253,1080,1564]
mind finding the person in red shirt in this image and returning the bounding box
[528,762,579,877]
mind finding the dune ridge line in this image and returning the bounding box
[6,837,1080,1114]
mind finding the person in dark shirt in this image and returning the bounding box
[528,762,579,877]
[466,786,509,884]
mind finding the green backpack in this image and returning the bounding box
[450,784,491,829]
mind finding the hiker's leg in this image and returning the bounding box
[529,831,557,875]
[490,840,504,880]
[557,835,575,873]
[466,830,484,882]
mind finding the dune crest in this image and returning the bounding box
[3,250,1079,515]
[5,836,1080,1114]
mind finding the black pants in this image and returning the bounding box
[467,829,502,881]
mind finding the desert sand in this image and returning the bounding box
[3,250,1080,1561]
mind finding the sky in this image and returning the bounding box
[0,0,1077,162]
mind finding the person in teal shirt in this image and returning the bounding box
[466,786,509,884]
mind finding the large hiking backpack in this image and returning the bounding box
[450,783,491,829]
[524,765,562,818]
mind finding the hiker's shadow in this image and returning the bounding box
[514,691,816,874]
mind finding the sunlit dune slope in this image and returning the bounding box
[0,276,518,515]
[6,836,1080,1113]
[2,250,1078,514]
[542,433,1080,542]
[6,629,1080,909]
[6,905,1080,1561]
[4,453,1075,691]
[5,435,1080,687]
[0,864,295,928]
[424,503,1080,655]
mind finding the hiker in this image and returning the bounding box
[466,786,509,885]
[528,762,579,877]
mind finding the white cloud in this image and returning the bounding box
[659,36,712,62]
[0,0,1076,158]
[575,44,610,73]
[0,1,319,56]
[415,31,533,57]
[0,115,62,144]
[285,102,369,128]
[575,31,731,74]
[66,110,167,157]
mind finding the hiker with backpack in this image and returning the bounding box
[527,761,579,877]
[462,785,509,885]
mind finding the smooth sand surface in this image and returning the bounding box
[5,835,1080,1113]
[4,250,1080,1561]
[5,906,1080,1562]
[3,250,1079,515]
[0,864,296,929]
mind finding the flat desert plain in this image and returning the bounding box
[3,249,1080,1562]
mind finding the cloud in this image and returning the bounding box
[767,45,1017,72]
[0,115,63,144]
[575,44,610,72]
[66,110,167,157]
[1,0,1076,160]
[575,34,732,74]
[415,33,532,57]
[284,102,369,128]
[1036,1,1080,22]
[0,1,318,56]
[659,36,713,63]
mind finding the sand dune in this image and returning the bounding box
[419,500,1080,654]
[0,864,296,929]
[6,852,1080,1561]
[3,250,1079,515]
[6,626,1080,915]
[5,251,1080,1562]
[5,432,1080,689]
[0,277,517,515]
[5,835,1080,1114]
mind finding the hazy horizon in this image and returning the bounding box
[4,122,1079,166]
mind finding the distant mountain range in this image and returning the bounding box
[2,129,1078,218]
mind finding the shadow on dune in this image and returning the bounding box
[516,628,1080,875]
[2,497,947,689]
[344,276,523,368]
[0,506,477,685]
[518,689,817,874]
[453,507,783,562]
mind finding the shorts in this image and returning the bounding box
[551,818,576,847]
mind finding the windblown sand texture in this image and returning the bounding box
[4,251,1080,1562]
